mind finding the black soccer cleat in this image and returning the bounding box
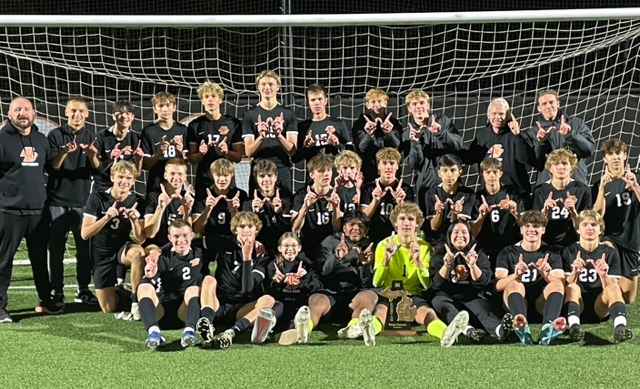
[569,324,585,341]
[614,325,633,343]
[498,313,513,341]
[196,317,215,348]
[215,331,233,349]
[467,328,487,342]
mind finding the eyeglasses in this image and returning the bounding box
[281,244,300,249]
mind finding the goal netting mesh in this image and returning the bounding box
[1,10,639,258]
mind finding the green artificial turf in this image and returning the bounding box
[2,265,640,389]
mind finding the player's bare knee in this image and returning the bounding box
[184,286,200,301]
[564,283,581,301]
[308,293,328,307]
[256,294,275,308]
[202,275,217,289]
[504,280,525,295]
[137,283,156,298]
[544,281,564,295]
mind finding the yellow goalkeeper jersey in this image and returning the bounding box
[373,235,433,296]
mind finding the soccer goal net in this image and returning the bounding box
[1,8,639,258]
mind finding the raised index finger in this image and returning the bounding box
[385,112,393,122]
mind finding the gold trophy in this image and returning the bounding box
[378,280,417,336]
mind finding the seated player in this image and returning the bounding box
[562,210,632,343]
[333,150,365,216]
[592,139,640,304]
[430,220,508,342]
[193,159,248,256]
[403,90,463,211]
[291,153,341,257]
[195,212,280,349]
[137,220,203,349]
[360,148,414,245]
[140,92,188,194]
[373,202,469,347]
[81,160,146,317]
[188,81,243,200]
[144,158,194,248]
[495,210,566,346]
[265,233,325,346]
[470,158,525,267]
[243,70,298,194]
[533,148,592,250]
[242,159,292,256]
[93,100,143,193]
[297,83,352,162]
[424,154,475,246]
[351,88,403,183]
[311,211,378,343]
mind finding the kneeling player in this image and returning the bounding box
[495,210,566,345]
[196,212,280,349]
[373,202,469,348]
[81,160,146,318]
[137,220,203,349]
[562,210,632,343]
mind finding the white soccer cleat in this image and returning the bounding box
[358,308,376,347]
[294,306,311,344]
[441,310,469,348]
[251,308,277,344]
[337,323,363,339]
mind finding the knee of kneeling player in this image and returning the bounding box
[257,294,275,308]
[137,283,156,298]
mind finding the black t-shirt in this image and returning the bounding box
[291,185,337,258]
[561,242,621,296]
[495,243,563,290]
[472,186,525,255]
[193,187,248,237]
[241,187,292,256]
[144,185,192,247]
[83,189,145,260]
[591,175,640,251]
[93,128,141,193]
[143,246,205,302]
[360,179,415,245]
[242,104,298,168]
[296,116,352,162]
[140,122,188,193]
[424,184,475,245]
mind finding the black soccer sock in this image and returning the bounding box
[201,306,216,322]
[185,297,201,330]
[138,297,158,331]
[272,301,284,319]
[116,264,126,282]
[507,293,527,317]
[566,301,581,327]
[130,294,138,304]
[542,292,564,324]
[231,318,251,334]
[609,302,628,327]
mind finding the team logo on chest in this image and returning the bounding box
[190,258,200,267]
[487,144,504,159]
[20,147,38,165]
[219,126,229,135]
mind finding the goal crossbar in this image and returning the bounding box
[1,8,640,27]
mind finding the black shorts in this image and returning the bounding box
[580,292,609,324]
[158,298,185,330]
[618,246,639,279]
[325,290,360,322]
[215,300,251,326]
[93,243,130,289]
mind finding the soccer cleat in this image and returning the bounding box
[441,310,469,347]
[539,318,565,346]
[196,317,215,347]
[35,299,64,315]
[251,308,277,344]
[466,328,487,342]
[359,308,376,347]
[294,306,311,344]
[145,331,165,349]
[614,325,633,343]
[569,324,585,341]
[181,330,198,348]
[215,330,234,349]
[498,313,514,341]
[53,293,66,309]
[130,303,141,321]
[513,314,533,345]
[337,323,363,339]
[0,308,13,323]
[74,289,99,305]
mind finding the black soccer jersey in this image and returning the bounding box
[360,179,415,244]
[93,128,141,192]
[140,122,188,193]
[242,104,298,168]
[83,189,145,260]
[472,186,525,256]
[296,116,352,162]
[241,188,292,256]
[214,236,270,304]
[337,186,359,213]
[532,180,592,249]
[291,185,337,258]
[315,233,374,293]
[351,112,403,182]
[591,175,640,252]
[187,114,243,192]
[46,125,96,207]
[561,242,621,296]
[144,246,204,302]
[266,254,324,302]
[495,243,563,289]
[423,184,475,245]
[193,187,248,238]
[144,185,191,247]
